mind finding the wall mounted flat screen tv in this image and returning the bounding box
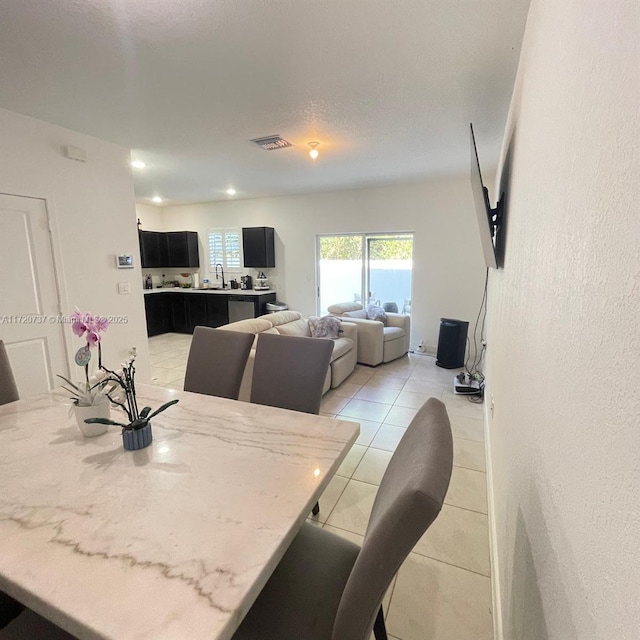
[470,123,502,269]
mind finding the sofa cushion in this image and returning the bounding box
[259,310,302,326]
[328,302,362,314]
[343,309,367,319]
[219,318,273,334]
[330,337,354,363]
[309,315,342,339]
[383,326,405,342]
[275,318,311,337]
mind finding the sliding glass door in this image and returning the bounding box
[317,233,413,315]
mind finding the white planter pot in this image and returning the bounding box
[74,400,110,437]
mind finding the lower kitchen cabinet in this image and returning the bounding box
[206,296,229,328]
[143,291,271,337]
[144,292,170,337]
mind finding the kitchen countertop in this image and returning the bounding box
[143,287,273,296]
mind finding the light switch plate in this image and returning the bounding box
[118,282,131,295]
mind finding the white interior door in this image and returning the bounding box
[0,194,67,397]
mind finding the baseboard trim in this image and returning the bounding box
[484,400,504,640]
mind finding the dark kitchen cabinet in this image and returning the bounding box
[186,294,208,333]
[139,230,199,268]
[206,296,229,328]
[144,294,170,337]
[167,293,189,333]
[167,231,199,268]
[139,231,169,269]
[242,227,275,268]
[143,291,273,337]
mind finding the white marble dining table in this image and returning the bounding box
[0,384,359,640]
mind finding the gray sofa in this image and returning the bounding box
[328,302,410,366]
[219,310,358,401]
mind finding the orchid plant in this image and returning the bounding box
[60,309,179,430]
[88,351,178,431]
[58,310,114,407]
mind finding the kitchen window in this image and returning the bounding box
[208,228,242,273]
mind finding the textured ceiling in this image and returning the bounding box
[0,0,530,204]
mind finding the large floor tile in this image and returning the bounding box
[445,466,487,514]
[440,392,484,419]
[394,390,432,409]
[340,418,382,446]
[413,504,490,576]
[387,553,493,640]
[150,368,185,384]
[370,424,407,452]
[309,474,349,525]
[336,444,368,478]
[330,382,363,398]
[352,447,393,485]
[383,405,418,427]
[326,479,377,536]
[339,398,392,423]
[402,378,447,396]
[449,414,485,442]
[346,369,376,385]
[453,437,486,472]
[355,385,400,405]
[367,373,407,390]
[320,393,352,414]
[153,356,187,370]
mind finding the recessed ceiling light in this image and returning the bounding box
[152,196,162,203]
[131,160,146,169]
[226,188,236,196]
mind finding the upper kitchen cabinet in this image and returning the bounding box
[167,231,199,268]
[139,231,169,269]
[139,230,199,268]
[242,227,275,268]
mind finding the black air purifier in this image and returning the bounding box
[436,318,469,369]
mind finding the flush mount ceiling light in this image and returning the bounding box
[131,160,146,169]
[226,188,236,196]
[307,141,320,159]
[152,196,162,203]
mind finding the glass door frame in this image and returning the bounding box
[315,231,414,315]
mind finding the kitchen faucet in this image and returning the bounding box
[215,263,226,289]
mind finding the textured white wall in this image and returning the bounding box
[0,108,150,380]
[485,2,640,639]
[149,178,487,353]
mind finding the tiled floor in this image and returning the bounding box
[148,333,493,640]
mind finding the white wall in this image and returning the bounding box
[485,2,639,639]
[0,107,150,381]
[148,178,487,353]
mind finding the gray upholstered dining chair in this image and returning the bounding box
[0,340,19,407]
[250,332,333,416]
[232,397,453,640]
[251,332,334,515]
[0,340,23,630]
[184,326,254,400]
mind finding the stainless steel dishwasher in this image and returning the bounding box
[227,295,255,323]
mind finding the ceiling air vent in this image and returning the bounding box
[251,135,293,151]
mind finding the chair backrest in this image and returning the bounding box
[0,340,19,406]
[332,397,454,640]
[250,332,333,415]
[184,327,254,400]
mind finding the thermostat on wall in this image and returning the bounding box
[116,255,134,269]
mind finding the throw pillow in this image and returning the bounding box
[309,315,343,339]
[366,304,388,326]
